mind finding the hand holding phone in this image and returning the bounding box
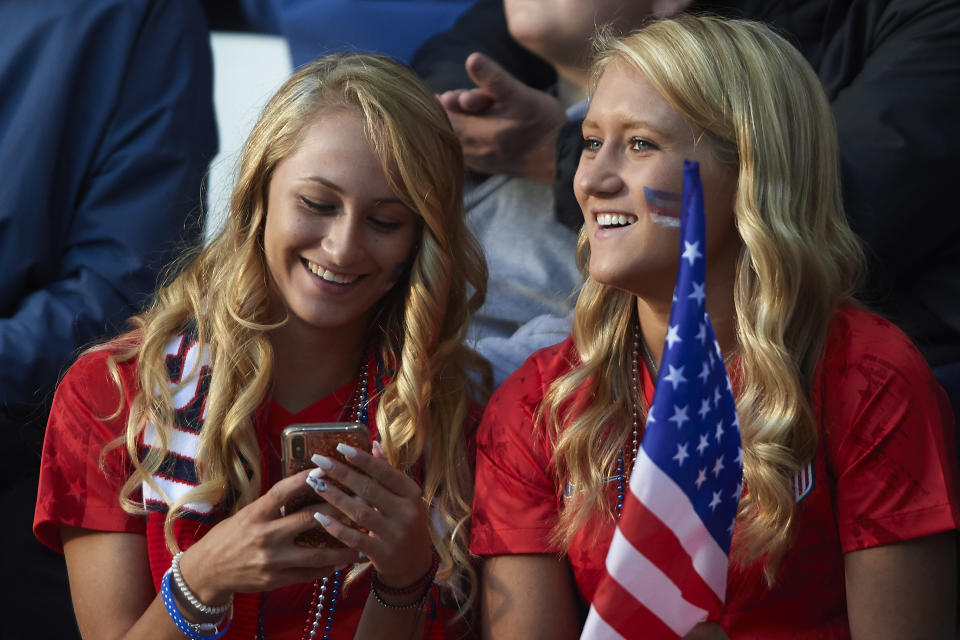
[280,422,371,547]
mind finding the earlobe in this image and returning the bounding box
[651,0,694,17]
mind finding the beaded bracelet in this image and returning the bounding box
[372,549,440,596]
[161,571,232,640]
[170,551,233,617]
[370,582,432,611]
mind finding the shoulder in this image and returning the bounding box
[487,336,579,414]
[55,346,140,415]
[818,304,935,393]
[476,336,577,451]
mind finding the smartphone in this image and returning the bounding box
[280,422,371,547]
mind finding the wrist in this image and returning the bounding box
[172,550,234,621]
[372,548,440,595]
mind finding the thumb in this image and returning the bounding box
[465,51,524,101]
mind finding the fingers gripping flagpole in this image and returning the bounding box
[581,161,743,639]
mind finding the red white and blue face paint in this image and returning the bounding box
[643,186,682,228]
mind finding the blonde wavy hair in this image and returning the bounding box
[100,54,489,605]
[541,15,865,581]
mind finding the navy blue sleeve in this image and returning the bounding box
[0,0,217,404]
[410,0,555,93]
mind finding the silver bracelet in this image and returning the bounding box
[169,551,233,617]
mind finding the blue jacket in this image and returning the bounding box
[0,0,217,408]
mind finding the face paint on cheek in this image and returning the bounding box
[643,186,682,228]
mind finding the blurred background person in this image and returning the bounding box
[0,0,217,637]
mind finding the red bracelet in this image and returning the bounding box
[372,549,440,596]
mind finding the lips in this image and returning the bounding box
[303,258,361,284]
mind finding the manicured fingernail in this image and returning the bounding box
[311,454,334,469]
[336,443,358,458]
[308,467,326,479]
[306,475,327,492]
[372,441,384,455]
[314,512,332,526]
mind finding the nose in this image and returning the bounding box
[321,211,364,266]
[575,149,624,201]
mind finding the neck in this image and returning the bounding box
[269,318,369,414]
[634,269,738,371]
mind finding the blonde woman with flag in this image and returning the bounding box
[470,15,959,639]
[33,54,489,639]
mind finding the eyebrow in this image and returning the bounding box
[581,117,669,139]
[305,176,405,205]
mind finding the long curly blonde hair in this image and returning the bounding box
[541,15,864,581]
[100,54,489,605]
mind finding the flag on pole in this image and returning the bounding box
[581,161,743,639]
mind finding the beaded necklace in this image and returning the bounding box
[615,324,649,520]
[257,357,370,640]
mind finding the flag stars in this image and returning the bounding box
[713,386,722,408]
[698,398,711,420]
[709,490,723,511]
[698,361,710,383]
[665,324,682,349]
[682,240,703,266]
[663,364,687,390]
[673,443,690,467]
[735,447,743,465]
[728,517,737,535]
[688,281,706,306]
[696,322,707,345]
[713,455,725,477]
[715,420,725,443]
[647,406,656,425]
[696,434,709,455]
[695,468,708,490]
[669,404,690,429]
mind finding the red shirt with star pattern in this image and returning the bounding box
[470,304,959,638]
[34,347,469,639]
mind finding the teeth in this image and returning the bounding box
[306,261,359,284]
[596,213,638,228]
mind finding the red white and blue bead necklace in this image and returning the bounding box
[615,324,647,520]
[256,357,370,640]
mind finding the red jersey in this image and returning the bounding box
[35,346,466,639]
[470,305,959,638]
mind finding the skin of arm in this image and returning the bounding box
[845,531,957,639]
[480,555,581,640]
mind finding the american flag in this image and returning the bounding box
[581,161,742,639]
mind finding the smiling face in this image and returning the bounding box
[263,109,419,337]
[575,61,740,300]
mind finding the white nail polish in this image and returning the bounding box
[311,453,334,469]
[314,512,332,526]
[336,442,358,458]
[308,467,326,479]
